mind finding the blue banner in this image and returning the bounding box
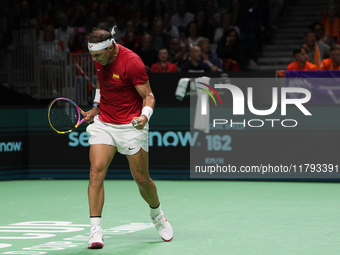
[285,71,340,104]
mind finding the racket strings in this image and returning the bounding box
[49,101,79,132]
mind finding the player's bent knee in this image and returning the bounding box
[90,164,106,174]
[135,177,152,190]
[89,167,106,183]
[89,174,104,184]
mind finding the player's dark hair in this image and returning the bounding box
[88,27,112,43]
[87,10,98,19]
[177,0,186,6]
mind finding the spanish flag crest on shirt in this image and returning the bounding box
[113,73,119,79]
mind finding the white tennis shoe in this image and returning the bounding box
[88,226,104,249]
[152,211,173,241]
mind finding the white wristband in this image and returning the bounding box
[141,106,153,122]
[94,89,101,103]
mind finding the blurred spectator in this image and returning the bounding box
[41,25,57,44]
[229,0,249,29]
[286,47,317,71]
[161,0,177,15]
[244,0,265,52]
[303,30,330,69]
[68,27,88,54]
[36,0,54,27]
[1,2,16,49]
[205,0,220,28]
[321,3,340,45]
[13,1,34,30]
[181,21,204,49]
[38,25,65,95]
[147,0,166,26]
[114,13,127,42]
[85,10,99,35]
[28,18,44,43]
[171,0,195,35]
[136,14,150,35]
[110,1,125,17]
[121,1,140,24]
[52,1,67,15]
[186,0,204,14]
[69,1,87,28]
[229,0,258,66]
[195,8,215,43]
[214,13,240,43]
[198,38,223,72]
[55,0,72,14]
[137,34,158,72]
[120,20,142,52]
[138,0,151,17]
[23,18,43,68]
[106,16,117,31]
[181,46,211,72]
[39,25,66,62]
[309,22,331,46]
[150,48,178,72]
[320,44,340,70]
[269,0,284,29]
[217,28,242,71]
[54,12,73,50]
[98,22,111,32]
[168,37,187,69]
[163,12,180,39]
[152,19,169,50]
[96,3,110,24]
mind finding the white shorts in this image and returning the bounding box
[86,116,149,155]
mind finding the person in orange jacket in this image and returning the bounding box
[319,44,340,70]
[286,47,318,71]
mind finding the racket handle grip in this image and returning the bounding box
[75,118,87,128]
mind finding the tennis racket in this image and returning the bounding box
[47,97,88,134]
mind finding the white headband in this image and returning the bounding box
[88,26,116,51]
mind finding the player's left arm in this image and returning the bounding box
[131,80,155,129]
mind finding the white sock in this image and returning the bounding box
[90,217,101,230]
[150,204,161,219]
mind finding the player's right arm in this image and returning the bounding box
[131,80,155,129]
[85,81,100,123]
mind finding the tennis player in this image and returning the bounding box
[84,27,173,249]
